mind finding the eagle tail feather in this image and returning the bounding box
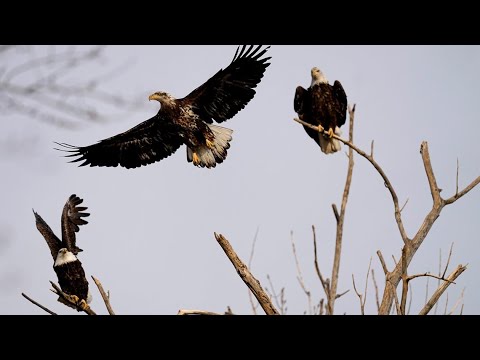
[187,125,233,168]
[319,126,342,154]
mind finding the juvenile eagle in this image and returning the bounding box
[33,194,91,310]
[294,67,347,154]
[56,45,271,169]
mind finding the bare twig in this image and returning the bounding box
[21,293,57,315]
[407,283,413,315]
[312,225,329,295]
[50,281,96,315]
[91,276,115,315]
[407,273,456,284]
[442,243,454,279]
[290,231,312,314]
[247,227,260,315]
[456,158,459,197]
[444,293,449,315]
[371,269,381,312]
[448,287,465,315]
[352,275,364,315]
[419,264,467,315]
[214,233,279,315]
[400,198,409,213]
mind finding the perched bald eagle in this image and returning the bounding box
[33,194,91,310]
[294,67,347,154]
[56,45,271,169]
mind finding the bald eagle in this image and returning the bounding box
[294,67,347,154]
[56,45,271,169]
[33,194,91,310]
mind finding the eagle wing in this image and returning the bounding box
[33,210,62,260]
[333,80,348,128]
[181,45,271,123]
[61,194,90,255]
[55,114,184,169]
[294,86,308,115]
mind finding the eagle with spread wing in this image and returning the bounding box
[56,45,271,169]
[33,194,91,310]
[294,67,347,154]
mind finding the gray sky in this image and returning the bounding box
[1,45,479,315]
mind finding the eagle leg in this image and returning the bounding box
[205,139,215,149]
[192,152,200,166]
[77,299,91,312]
[327,128,334,138]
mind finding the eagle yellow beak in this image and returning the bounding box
[149,93,160,101]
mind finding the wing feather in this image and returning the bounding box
[33,210,62,260]
[181,45,271,123]
[333,80,348,127]
[55,114,184,169]
[61,194,90,254]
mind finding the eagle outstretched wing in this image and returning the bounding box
[55,114,184,169]
[61,194,90,255]
[33,210,62,260]
[182,45,271,123]
[333,80,347,128]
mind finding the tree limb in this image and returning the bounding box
[214,233,279,315]
[91,276,115,315]
[21,293,57,315]
[50,281,96,315]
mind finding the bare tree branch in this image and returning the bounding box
[327,104,356,315]
[214,233,279,315]
[312,225,329,295]
[419,264,467,315]
[448,287,465,315]
[442,243,454,279]
[50,281,96,315]
[371,269,381,312]
[294,115,410,244]
[91,276,115,315]
[177,309,221,315]
[21,293,57,315]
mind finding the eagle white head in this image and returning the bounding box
[311,67,328,86]
[54,248,77,267]
[148,91,176,107]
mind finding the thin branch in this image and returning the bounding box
[332,204,340,223]
[400,246,408,315]
[352,275,364,315]
[177,309,221,315]
[442,243,454,279]
[336,289,350,299]
[50,281,96,315]
[407,283,413,315]
[328,104,356,315]
[294,115,409,244]
[290,231,312,314]
[377,251,389,275]
[247,227,260,315]
[371,269,381,312]
[448,287,465,315]
[312,225,329,295]
[370,140,374,157]
[424,277,430,308]
[214,233,279,315]
[91,276,115,315]
[456,158,459,197]
[443,293,449,315]
[21,293,57,315]
[400,198,409,213]
[419,264,467,315]
[407,273,456,284]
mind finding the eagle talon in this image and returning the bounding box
[192,152,200,165]
[327,128,334,138]
[205,139,215,149]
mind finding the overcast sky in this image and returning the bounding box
[1,45,479,315]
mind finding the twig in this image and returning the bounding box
[419,264,467,315]
[21,293,57,315]
[407,282,413,315]
[371,269,381,312]
[407,273,456,284]
[312,225,329,295]
[352,275,364,315]
[177,309,221,315]
[442,243,454,279]
[424,277,430,308]
[50,281,96,315]
[448,287,465,315]
[91,276,115,315]
[400,198,409,213]
[336,289,350,299]
[327,104,356,315]
[290,231,312,314]
[443,293,449,315]
[247,227,260,315]
[456,158,459,197]
[214,233,279,315]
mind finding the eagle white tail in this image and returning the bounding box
[319,127,342,154]
[187,125,233,168]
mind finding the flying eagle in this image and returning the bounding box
[294,67,347,154]
[33,194,91,310]
[56,45,271,169]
